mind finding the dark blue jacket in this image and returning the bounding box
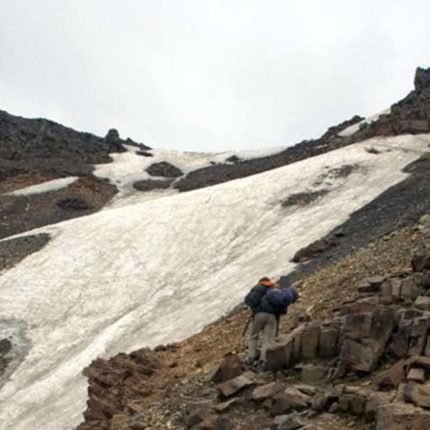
[244,284,298,316]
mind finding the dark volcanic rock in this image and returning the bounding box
[281,190,329,208]
[415,67,430,92]
[56,197,93,211]
[376,402,430,430]
[0,233,50,272]
[412,254,430,272]
[81,348,161,422]
[136,150,153,157]
[211,353,244,383]
[291,238,338,263]
[321,115,364,139]
[146,161,183,178]
[0,110,130,180]
[133,179,173,191]
[0,176,117,239]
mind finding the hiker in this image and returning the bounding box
[244,277,298,366]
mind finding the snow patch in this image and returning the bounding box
[338,108,391,137]
[5,177,78,196]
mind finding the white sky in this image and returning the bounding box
[1,0,430,151]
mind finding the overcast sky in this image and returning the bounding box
[1,1,430,151]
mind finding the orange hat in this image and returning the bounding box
[259,277,274,287]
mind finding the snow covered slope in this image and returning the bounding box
[0,134,429,430]
[94,145,285,208]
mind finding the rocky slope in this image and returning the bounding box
[73,68,430,430]
[76,216,430,430]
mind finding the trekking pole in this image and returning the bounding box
[242,314,252,336]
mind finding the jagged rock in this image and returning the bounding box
[388,320,412,358]
[311,392,328,412]
[291,238,337,263]
[282,387,312,411]
[407,368,425,383]
[408,316,430,355]
[398,119,430,134]
[415,67,430,92]
[57,197,92,211]
[109,415,129,430]
[213,398,242,412]
[376,401,430,430]
[129,348,160,371]
[196,415,231,430]
[105,129,120,143]
[216,371,256,397]
[373,360,406,390]
[266,335,294,370]
[358,276,384,294]
[291,325,305,362]
[184,400,214,428]
[225,155,242,164]
[399,308,424,320]
[211,353,244,383]
[301,322,320,360]
[401,278,421,302]
[391,279,403,298]
[407,355,430,370]
[412,254,430,272]
[425,336,430,357]
[136,150,153,157]
[338,387,372,415]
[133,179,173,191]
[319,325,339,358]
[251,381,286,401]
[273,412,305,430]
[340,305,396,372]
[129,421,146,430]
[295,385,318,397]
[402,382,430,408]
[364,392,393,420]
[81,349,160,421]
[415,296,430,311]
[146,161,183,178]
[301,365,327,385]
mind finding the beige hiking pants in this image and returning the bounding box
[247,312,277,362]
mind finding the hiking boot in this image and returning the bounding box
[255,360,268,373]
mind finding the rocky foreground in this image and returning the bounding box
[75,215,430,430]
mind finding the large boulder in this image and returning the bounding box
[216,371,256,398]
[376,402,430,430]
[402,382,430,408]
[373,360,406,390]
[266,335,294,371]
[415,67,430,92]
[339,302,397,373]
[412,254,430,272]
[211,353,244,383]
[146,161,183,178]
